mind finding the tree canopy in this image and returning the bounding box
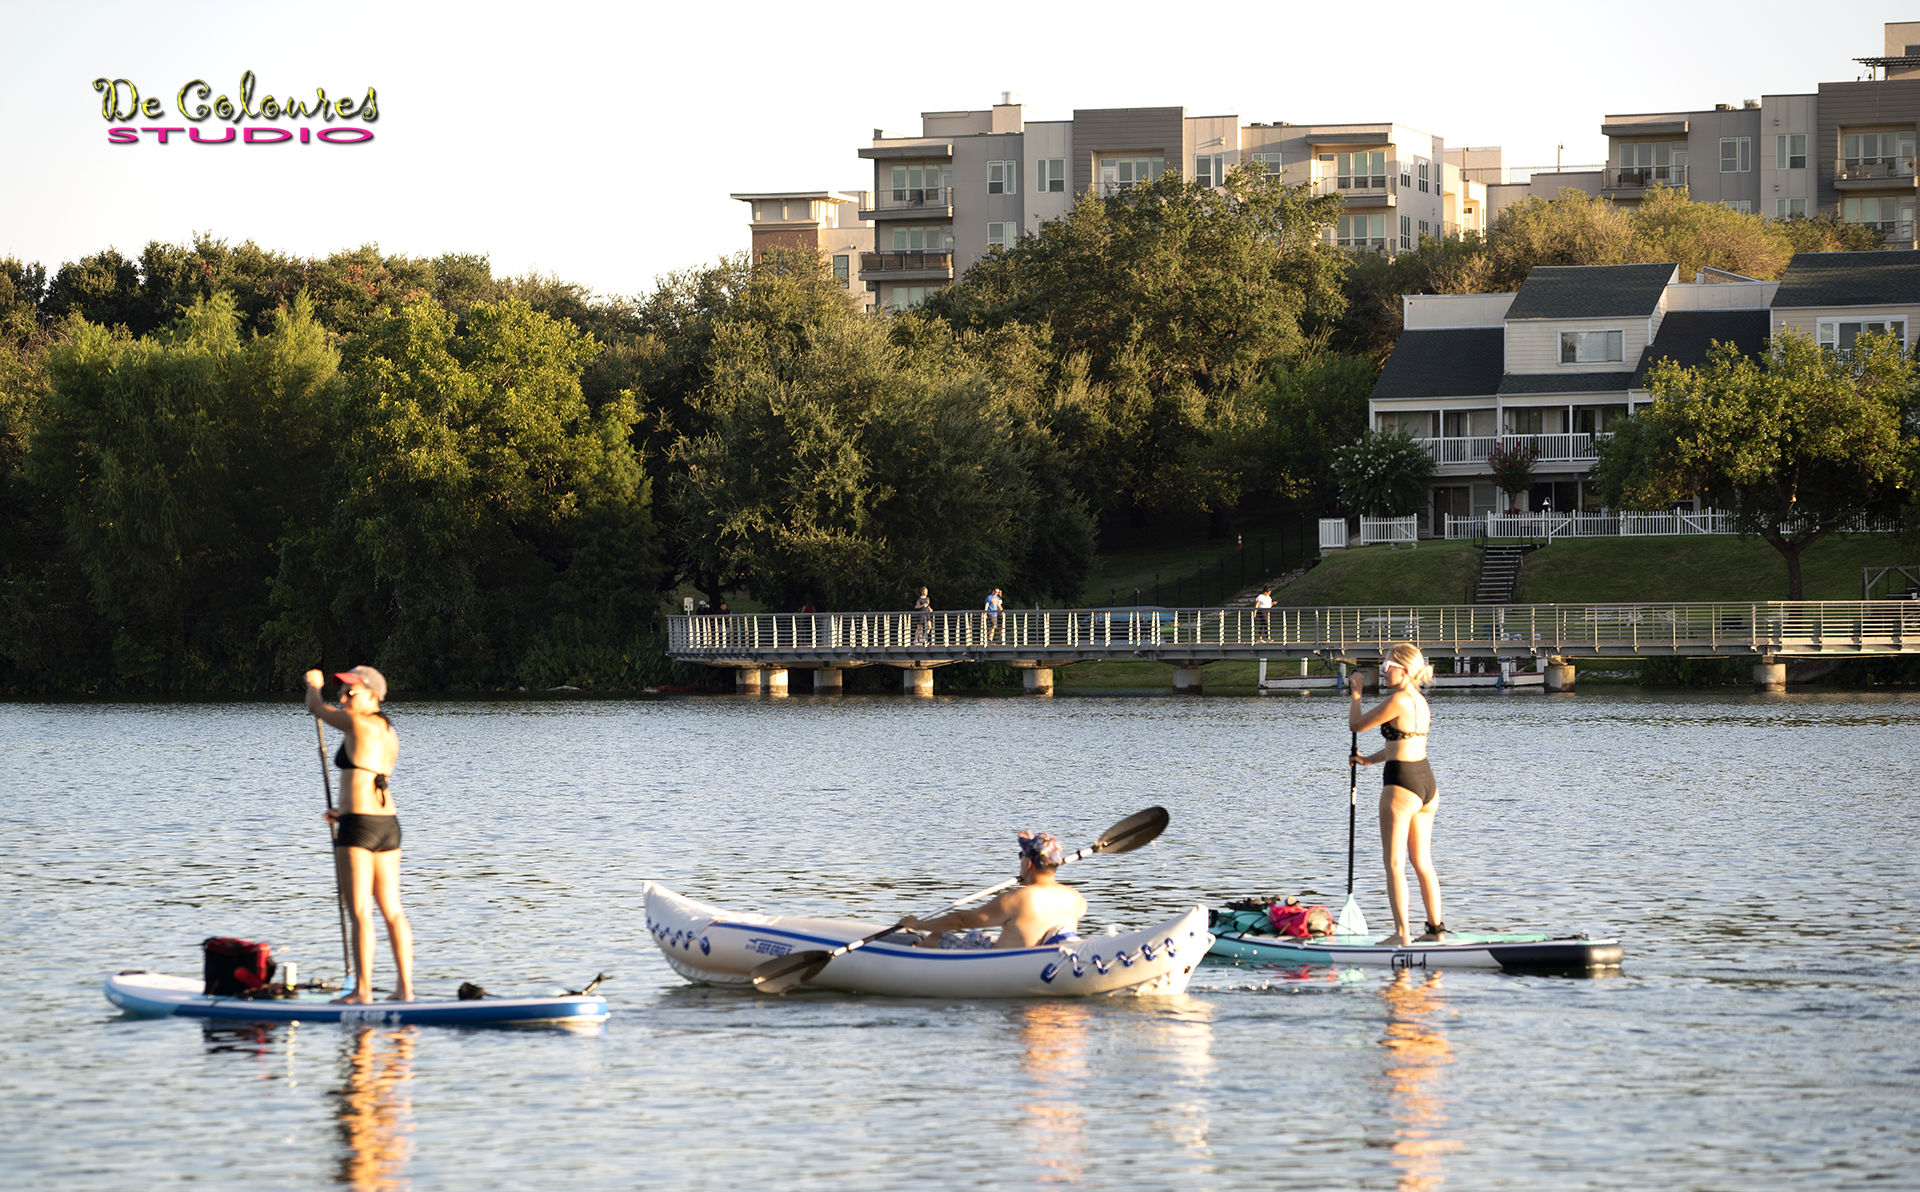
[1590,330,1916,597]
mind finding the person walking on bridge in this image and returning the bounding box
[1348,643,1444,947]
[912,586,933,646]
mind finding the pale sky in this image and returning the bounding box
[0,1,1895,301]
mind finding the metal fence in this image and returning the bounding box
[667,601,1920,660]
[1443,510,1903,540]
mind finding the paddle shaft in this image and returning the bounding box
[830,841,1107,963]
[1347,730,1358,897]
[316,719,352,979]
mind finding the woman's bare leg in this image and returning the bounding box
[1378,786,1422,944]
[1408,797,1443,939]
[337,847,378,1003]
[369,850,414,1001]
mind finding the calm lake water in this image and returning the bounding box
[3,688,1917,1190]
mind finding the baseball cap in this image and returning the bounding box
[334,665,388,700]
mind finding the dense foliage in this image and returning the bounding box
[1331,428,1439,518]
[1591,331,1918,597]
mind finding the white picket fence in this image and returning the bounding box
[1442,510,1903,540]
[1359,515,1419,546]
[1319,518,1351,550]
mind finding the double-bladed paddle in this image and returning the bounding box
[749,806,1171,995]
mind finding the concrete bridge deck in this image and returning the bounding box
[665,602,1920,692]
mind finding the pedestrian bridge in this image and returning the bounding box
[664,601,1920,692]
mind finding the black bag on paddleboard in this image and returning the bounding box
[203,937,276,996]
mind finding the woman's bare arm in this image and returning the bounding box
[305,670,353,731]
[1349,682,1410,732]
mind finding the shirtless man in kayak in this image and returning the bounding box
[897,831,1088,949]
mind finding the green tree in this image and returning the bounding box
[1591,330,1915,597]
[25,292,339,686]
[270,296,667,688]
[1485,439,1539,507]
[1331,428,1438,517]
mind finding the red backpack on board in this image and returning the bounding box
[202,937,276,996]
[1268,899,1335,938]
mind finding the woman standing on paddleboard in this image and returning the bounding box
[1348,643,1443,946]
[306,666,414,1003]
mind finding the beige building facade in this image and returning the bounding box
[729,190,875,310]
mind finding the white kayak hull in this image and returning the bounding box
[644,882,1212,998]
[104,972,610,1026]
[1210,930,1624,973]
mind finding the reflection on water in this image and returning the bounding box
[1140,999,1215,1173]
[332,1028,416,1191]
[1378,972,1461,1191]
[1017,1001,1089,1183]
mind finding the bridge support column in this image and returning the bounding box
[1171,666,1205,694]
[902,667,934,695]
[734,669,762,694]
[764,668,788,695]
[1023,668,1054,696]
[1545,657,1576,692]
[1754,660,1787,693]
[812,668,843,693]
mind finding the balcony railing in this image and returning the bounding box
[1837,158,1916,181]
[1314,176,1392,198]
[1605,165,1688,189]
[1417,432,1612,466]
[859,250,954,275]
[869,187,950,210]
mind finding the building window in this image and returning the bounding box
[1334,213,1387,249]
[1842,196,1915,229]
[1818,318,1906,353]
[1399,215,1411,250]
[1723,200,1752,214]
[987,222,1015,248]
[1416,158,1431,193]
[1400,162,1411,188]
[1776,134,1807,170]
[1560,329,1624,364]
[1251,152,1282,176]
[1099,156,1165,192]
[1776,198,1807,219]
[1509,408,1546,434]
[832,255,849,285]
[988,160,1018,194]
[888,285,938,311]
[890,225,952,251]
[1720,137,1751,173]
[890,164,951,203]
[1335,151,1388,189]
[1844,132,1916,175]
[1418,219,1430,239]
[1194,153,1225,187]
[1036,158,1066,192]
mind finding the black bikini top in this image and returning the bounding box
[334,726,392,806]
[1380,720,1429,740]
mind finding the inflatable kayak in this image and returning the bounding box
[644,881,1213,997]
[1208,928,1624,973]
[104,971,611,1026]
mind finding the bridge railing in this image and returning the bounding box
[666,601,1920,657]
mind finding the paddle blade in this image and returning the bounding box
[749,950,832,995]
[1093,806,1170,855]
[1337,895,1368,937]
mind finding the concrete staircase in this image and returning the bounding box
[1474,545,1528,604]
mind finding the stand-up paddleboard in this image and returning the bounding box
[1209,930,1623,974]
[104,972,610,1026]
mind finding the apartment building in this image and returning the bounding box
[854,96,1487,311]
[1488,24,1920,246]
[730,190,875,310]
[1369,251,1920,528]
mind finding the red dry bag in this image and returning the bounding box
[202,937,276,996]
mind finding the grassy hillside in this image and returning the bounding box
[1515,534,1909,603]
[1270,540,1480,606]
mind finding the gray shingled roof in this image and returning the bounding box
[1371,329,1504,401]
[1631,309,1772,385]
[1503,263,1677,320]
[1496,372,1636,396]
[1772,250,1920,308]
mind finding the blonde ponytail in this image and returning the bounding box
[1384,642,1433,686]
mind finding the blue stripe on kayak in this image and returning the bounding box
[704,922,1072,960]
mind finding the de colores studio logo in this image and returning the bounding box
[93,71,377,145]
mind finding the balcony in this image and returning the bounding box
[1417,433,1612,467]
[1834,159,1918,190]
[857,188,954,222]
[859,250,954,281]
[1848,219,1919,248]
[1601,165,1687,195]
[1313,177,1396,203]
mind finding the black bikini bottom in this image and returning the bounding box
[335,813,403,853]
[1382,759,1437,806]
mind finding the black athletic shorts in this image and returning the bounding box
[1381,759,1437,806]
[334,813,403,852]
